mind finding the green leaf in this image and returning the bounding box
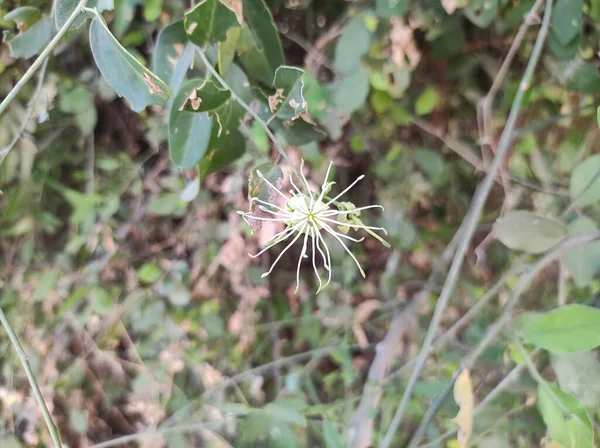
[89,13,172,112]
[218,26,240,77]
[552,351,600,408]
[522,304,600,352]
[237,0,284,85]
[55,0,113,29]
[273,118,326,147]
[169,79,213,169]
[464,0,498,28]
[137,263,161,284]
[551,0,583,45]
[493,210,567,254]
[323,417,344,448]
[59,85,95,114]
[178,77,231,113]
[333,66,370,115]
[415,87,440,116]
[152,21,193,91]
[561,216,600,288]
[376,0,407,18]
[143,0,163,21]
[269,66,307,120]
[260,403,307,427]
[566,63,600,94]
[4,14,51,59]
[547,30,580,61]
[537,383,594,448]
[333,13,373,75]
[184,0,239,46]
[569,155,600,208]
[4,6,42,28]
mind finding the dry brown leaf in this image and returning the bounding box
[452,369,474,448]
[390,17,421,71]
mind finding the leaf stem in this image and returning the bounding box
[380,1,554,445]
[195,48,299,177]
[0,0,89,118]
[0,307,62,447]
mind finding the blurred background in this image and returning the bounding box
[1,0,600,446]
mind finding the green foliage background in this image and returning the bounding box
[1,0,600,446]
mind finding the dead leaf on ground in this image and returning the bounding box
[353,299,382,348]
[452,369,474,448]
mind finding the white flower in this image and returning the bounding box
[238,161,389,293]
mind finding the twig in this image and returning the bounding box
[0,0,89,118]
[0,308,62,447]
[347,220,465,447]
[412,232,600,446]
[89,422,217,448]
[0,58,49,164]
[477,0,544,158]
[380,1,554,444]
[410,117,484,172]
[195,48,298,177]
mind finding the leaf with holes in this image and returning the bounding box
[464,0,498,28]
[522,305,600,352]
[3,11,51,59]
[236,0,284,85]
[184,0,239,47]
[493,210,566,254]
[268,66,307,120]
[570,155,600,208]
[89,13,172,112]
[169,79,213,169]
[178,77,232,113]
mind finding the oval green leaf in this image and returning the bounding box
[561,216,600,288]
[89,13,172,112]
[493,210,567,254]
[237,0,284,85]
[184,0,239,46]
[570,155,600,208]
[522,304,600,352]
[169,79,213,169]
[152,20,193,92]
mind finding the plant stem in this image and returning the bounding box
[0,0,89,118]
[0,58,49,164]
[0,307,62,447]
[380,1,554,446]
[195,48,299,177]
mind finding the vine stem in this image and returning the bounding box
[0,0,89,118]
[379,1,554,446]
[0,307,62,447]
[195,48,299,177]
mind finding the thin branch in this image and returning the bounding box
[0,58,49,164]
[347,220,465,448]
[195,48,298,177]
[0,308,62,447]
[89,422,216,448]
[379,2,554,445]
[0,0,89,118]
[412,232,600,446]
